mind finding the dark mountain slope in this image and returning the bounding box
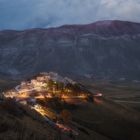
[0,20,140,80]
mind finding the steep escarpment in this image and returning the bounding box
[0,20,140,80]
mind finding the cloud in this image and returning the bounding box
[0,0,140,30]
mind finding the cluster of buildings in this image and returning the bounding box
[3,72,92,107]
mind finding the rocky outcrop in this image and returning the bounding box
[0,20,140,80]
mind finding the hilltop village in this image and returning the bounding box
[2,72,102,138]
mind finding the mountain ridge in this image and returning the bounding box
[1,20,140,32]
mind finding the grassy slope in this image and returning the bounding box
[1,99,140,140]
[72,98,140,140]
[0,102,59,140]
[0,99,112,140]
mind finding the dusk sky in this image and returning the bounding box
[0,0,140,30]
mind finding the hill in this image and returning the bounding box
[1,72,140,140]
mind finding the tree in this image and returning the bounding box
[48,79,54,90]
[60,109,72,124]
[57,82,64,92]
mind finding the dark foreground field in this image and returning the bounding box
[72,97,140,140]
[0,96,140,140]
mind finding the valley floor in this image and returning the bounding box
[82,80,140,112]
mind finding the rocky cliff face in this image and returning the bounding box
[0,20,140,80]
